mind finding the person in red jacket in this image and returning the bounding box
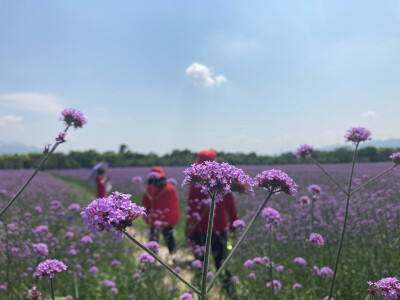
[141,166,179,254]
[95,168,109,198]
[186,150,238,271]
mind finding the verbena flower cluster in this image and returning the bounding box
[308,184,322,195]
[344,127,372,145]
[182,161,254,201]
[368,277,400,299]
[308,233,325,247]
[60,108,87,129]
[35,259,67,278]
[295,144,314,159]
[253,169,298,196]
[26,286,41,300]
[81,192,146,240]
[389,153,400,165]
[261,207,281,227]
[232,219,246,229]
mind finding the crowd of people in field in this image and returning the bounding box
[94,150,238,294]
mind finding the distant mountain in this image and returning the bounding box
[0,142,42,154]
[318,138,400,151]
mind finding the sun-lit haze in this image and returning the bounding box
[1,1,399,155]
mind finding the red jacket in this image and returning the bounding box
[186,185,238,239]
[96,176,107,198]
[141,183,179,227]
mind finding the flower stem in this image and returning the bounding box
[311,198,315,300]
[207,191,274,293]
[200,195,217,300]
[310,157,347,194]
[122,230,201,295]
[0,125,71,218]
[50,278,55,300]
[350,165,397,196]
[269,228,275,300]
[327,144,359,300]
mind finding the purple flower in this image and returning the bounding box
[389,153,400,165]
[275,265,285,272]
[254,169,297,196]
[183,161,254,200]
[308,184,322,194]
[192,259,203,269]
[248,273,256,280]
[35,259,67,278]
[293,257,307,266]
[103,279,116,288]
[232,219,246,230]
[293,283,302,289]
[68,203,80,211]
[81,192,146,240]
[147,171,161,180]
[266,280,282,291]
[110,287,118,294]
[252,257,263,264]
[230,276,239,282]
[43,144,51,155]
[26,286,41,300]
[308,233,325,247]
[64,232,74,238]
[146,241,160,255]
[299,196,311,205]
[319,266,334,278]
[132,176,143,184]
[179,293,194,300]
[81,236,93,244]
[344,127,371,144]
[323,297,333,300]
[111,260,121,266]
[243,259,253,268]
[262,207,281,226]
[65,296,73,300]
[296,144,314,159]
[60,108,87,128]
[207,271,214,278]
[368,277,400,299]
[32,243,49,257]
[56,131,67,143]
[167,178,178,186]
[89,267,98,274]
[138,253,155,264]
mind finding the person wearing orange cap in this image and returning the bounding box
[186,150,238,275]
[141,166,179,255]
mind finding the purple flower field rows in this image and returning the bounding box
[45,162,400,299]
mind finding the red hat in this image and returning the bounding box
[195,150,217,164]
[151,166,165,177]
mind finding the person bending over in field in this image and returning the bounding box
[186,150,238,293]
[141,166,180,255]
[95,168,110,198]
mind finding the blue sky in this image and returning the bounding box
[0,1,399,155]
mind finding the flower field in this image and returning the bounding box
[1,161,399,299]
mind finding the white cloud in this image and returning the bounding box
[0,93,63,116]
[1,115,22,122]
[185,62,227,87]
[0,115,23,129]
[361,111,377,117]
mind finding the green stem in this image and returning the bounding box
[311,199,315,300]
[350,165,397,196]
[207,191,274,293]
[269,228,275,300]
[50,277,55,300]
[0,124,71,218]
[200,194,217,300]
[122,230,201,295]
[310,157,347,194]
[327,143,359,300]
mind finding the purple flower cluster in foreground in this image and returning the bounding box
[261,207,281,227]
[344,127,372,145]
[60,108,87,129]
[253,169,298,196]
[81,192,146,240]
[390,153,400,165]
[35,259,67,278]
[308,233,325,247]
[368,277,400,299]
[295,144,314,159]
[183,161,254,201]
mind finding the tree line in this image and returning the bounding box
[0,146,398,169]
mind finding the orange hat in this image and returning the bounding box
[195,150,217,164]
[151,166,165,177]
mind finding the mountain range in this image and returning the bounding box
[0,142,42,154]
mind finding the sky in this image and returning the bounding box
[0,1,400,155]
